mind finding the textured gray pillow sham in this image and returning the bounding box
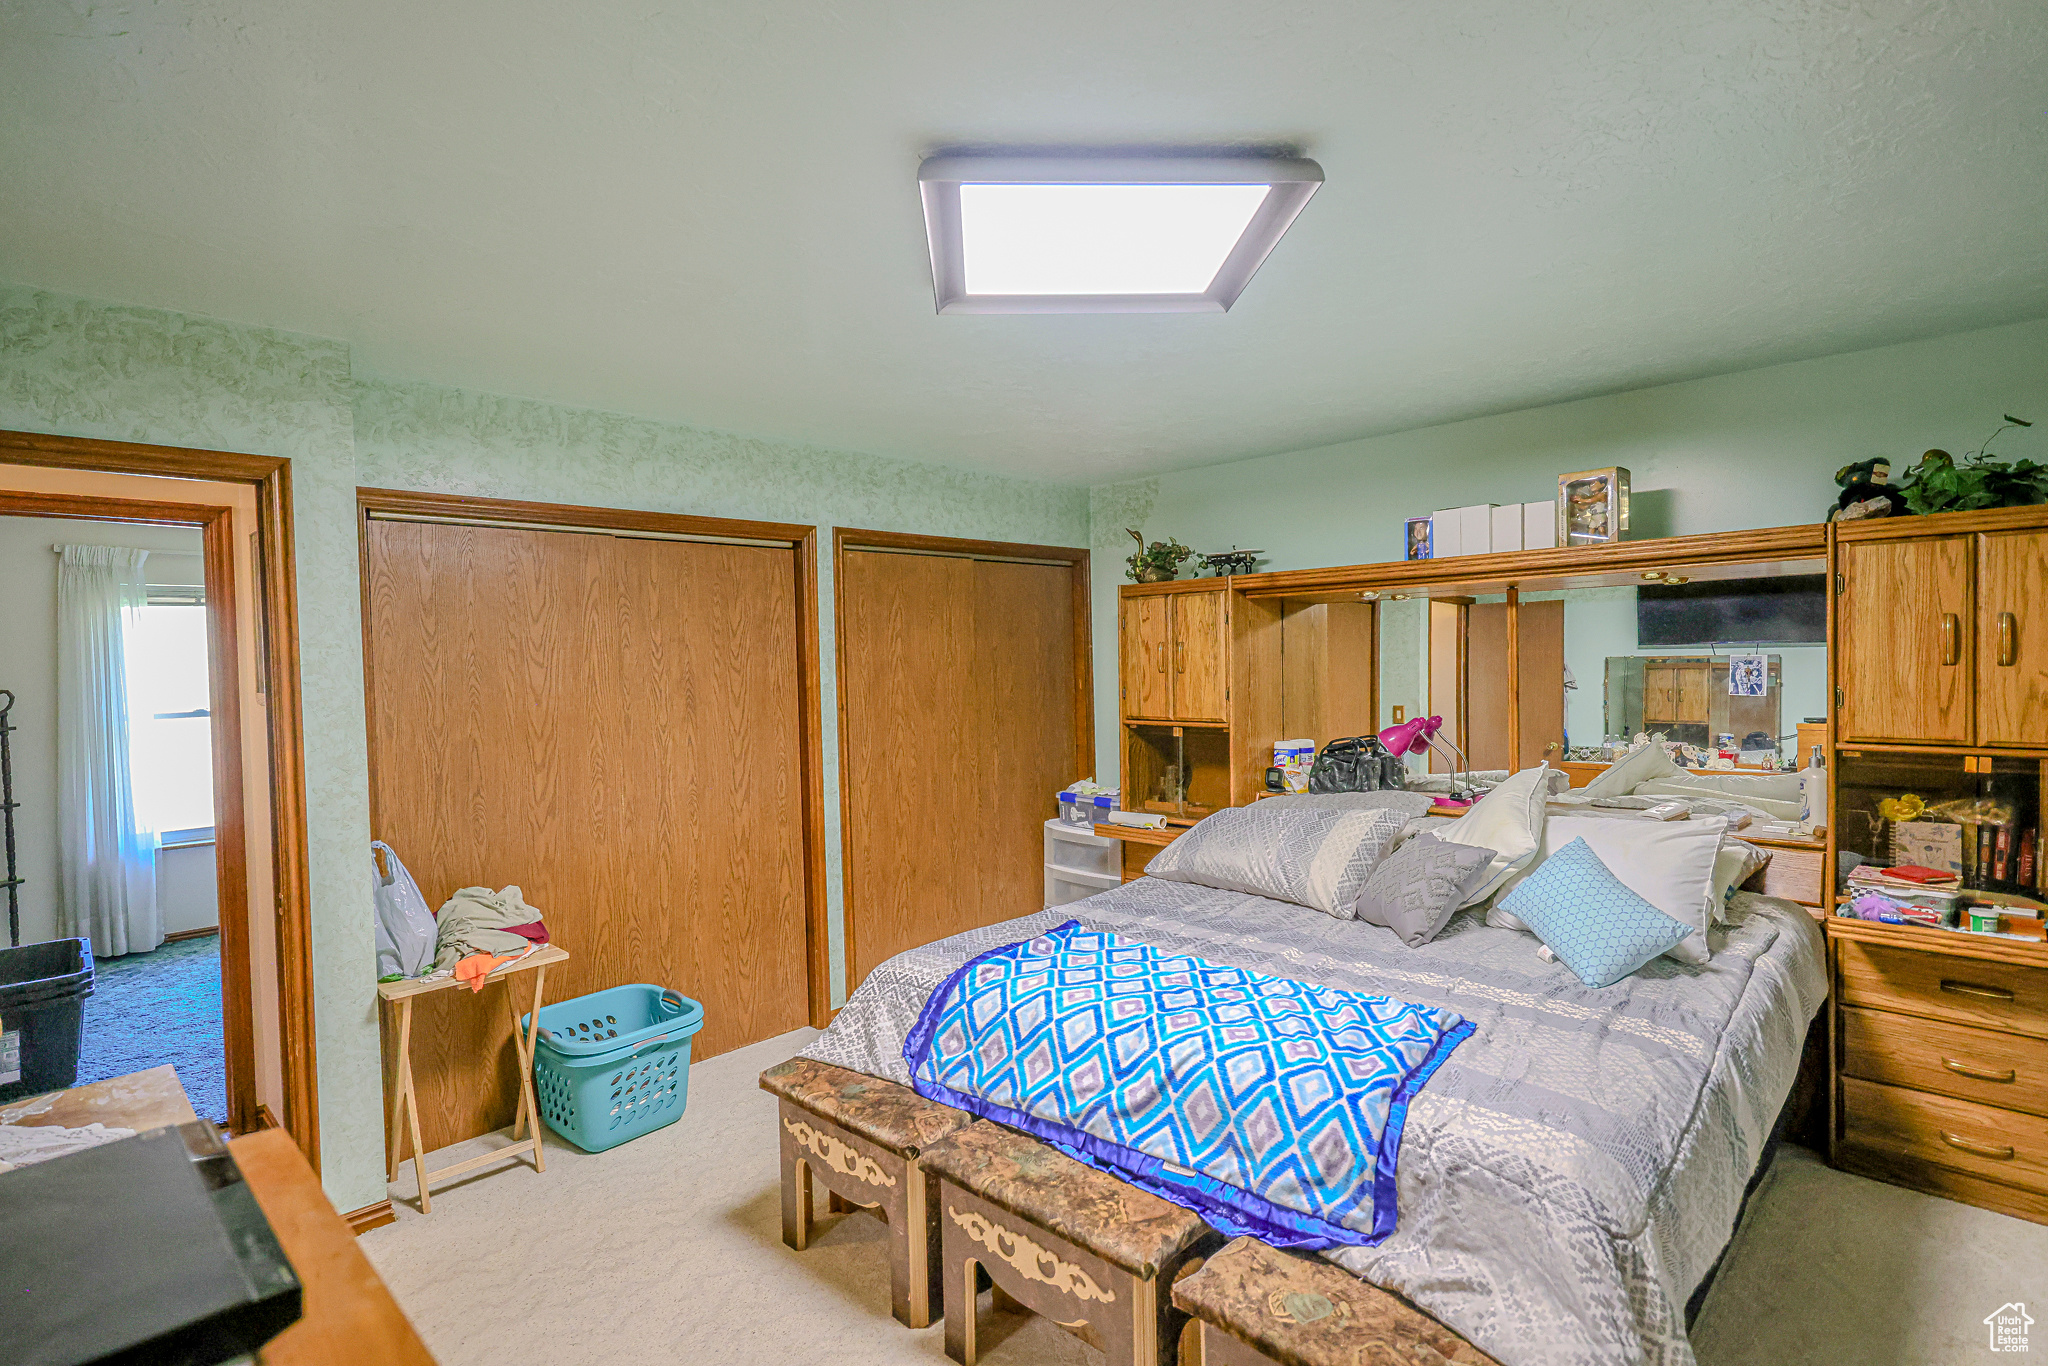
[1254,790,1435,819]
[1144,804,1412,919]
[1353,831,1500,946]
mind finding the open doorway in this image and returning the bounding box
[0,431,320,1174]
[2,520,232,1119]
[0,489,260,1133]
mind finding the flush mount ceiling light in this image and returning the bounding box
[918,153,1323,314]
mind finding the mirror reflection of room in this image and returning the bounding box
[1560,571,1829,769]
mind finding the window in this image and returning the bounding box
[126,600,214,840]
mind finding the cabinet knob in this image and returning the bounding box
[1941,612,1961,666]
[1997,610,2018,667]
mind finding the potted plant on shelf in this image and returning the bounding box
[1899,415,2044,514]
[1126,529,1193,583]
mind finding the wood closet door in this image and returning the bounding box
[366,520,809,1155]
[841,549,1081,991]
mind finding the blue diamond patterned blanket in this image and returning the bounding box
[903,920,1473,1249]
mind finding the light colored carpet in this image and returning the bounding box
[361,1026,2048,1366]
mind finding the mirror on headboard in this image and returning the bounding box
[1554,572,1829,768]
[1258,538,1830,787]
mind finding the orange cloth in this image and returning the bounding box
[454,950,524,992]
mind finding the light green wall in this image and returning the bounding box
[1090,317,2048,784]
[0,285,1086,1215]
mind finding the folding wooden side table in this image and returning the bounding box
[377,943,568,1213]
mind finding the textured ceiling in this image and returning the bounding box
[3,1,2045,483]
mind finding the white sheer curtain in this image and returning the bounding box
[56,544,161,957]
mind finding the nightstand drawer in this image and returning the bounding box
[1841,1077,2048,1192]
[1837,939,2048,1038]
[1841,1007,2048,1116]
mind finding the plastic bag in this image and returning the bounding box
[372,841,437,980]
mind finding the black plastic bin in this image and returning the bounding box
[0,937,95,1103]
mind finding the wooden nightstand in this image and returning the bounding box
[1825,916,2048,1226]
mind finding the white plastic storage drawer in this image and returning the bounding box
[1044,818,1121,908]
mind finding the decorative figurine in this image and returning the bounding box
[1125,529,1194,583]
[1831,457,1908,521]
[1197,547,1263,576]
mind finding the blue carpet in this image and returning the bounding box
[76,934,227,1125]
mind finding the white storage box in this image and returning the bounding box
[1044,819,1121,908]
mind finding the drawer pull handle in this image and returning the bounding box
[1997,611,2018,667]
[1156,644,1167,674]
[1941,612,1961,666]
[1942,1057,2017,1084]
[1938,1130,2016,1161]
[1939,979,2016,1001]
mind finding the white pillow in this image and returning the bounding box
[1488,815,1729,964]
[1710,837,1769,921]
[1579,743,1677,799]
[1436,763,1552,908]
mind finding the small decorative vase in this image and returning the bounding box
[1133,566,1176,583]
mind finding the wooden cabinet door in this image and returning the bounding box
[1676,664,1709,724]
[1171,591,1229,722]
[1838,535,1973,744]
[1120,594,1172,719]
[1978,529,2048,746]
[1644,666,1676,725]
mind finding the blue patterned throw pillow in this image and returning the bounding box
[1497,836,1696,988]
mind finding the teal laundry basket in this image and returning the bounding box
[523,984,705,1153]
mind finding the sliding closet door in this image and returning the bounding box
[838,535,1089,992]
[365,515,813,1155]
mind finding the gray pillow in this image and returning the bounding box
[1145,804,1412,919]
[1256,790,1435,819]
[1354,832,1500,946]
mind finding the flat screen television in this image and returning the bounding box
[1637,574,1827,646]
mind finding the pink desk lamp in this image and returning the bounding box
[1377,715,1476,805]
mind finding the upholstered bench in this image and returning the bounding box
[759,1057,973,1328]
[919,1119,1218,1366]
[1170,1236,1500,1366]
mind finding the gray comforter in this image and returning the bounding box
[803,878,1826,1366]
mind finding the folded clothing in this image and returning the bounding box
[435,884,548,972]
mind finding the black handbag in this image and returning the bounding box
[1306,736,1403,793]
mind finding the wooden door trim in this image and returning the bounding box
[353,486,816,546]
[356,488,832,1029]
[0,431,318,1166]
[833,528,1094,999]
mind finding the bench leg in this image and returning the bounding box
[781,1153,814,1252]
[944,1252,980,1366]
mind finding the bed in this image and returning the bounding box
[803,871,1825,1366]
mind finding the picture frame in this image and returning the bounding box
[1556,467,1631,546]
[1728,653,1769,697]
[1404,515,1433,561]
